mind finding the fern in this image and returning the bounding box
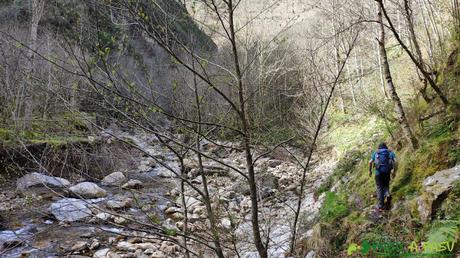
[426,219,460,251]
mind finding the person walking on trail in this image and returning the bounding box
[369,142,397,211]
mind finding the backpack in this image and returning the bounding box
[375,149,394,173]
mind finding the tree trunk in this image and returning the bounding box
[192,50,225,258]
[23,0,46,130]
[227,1,267,257]
[377,0,449,106]
[378,4,419,150]
[346,63,357,106]
[403,0,434,103]
[331,0,346,113]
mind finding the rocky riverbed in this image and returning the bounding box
[0,130,336,258]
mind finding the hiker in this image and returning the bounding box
[369,142,397,211]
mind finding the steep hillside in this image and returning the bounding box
[0,0,216,126]
[300,39,460,257]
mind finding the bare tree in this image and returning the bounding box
[376,0,449,106]
[23,0,46,130]
[377,2,419,150]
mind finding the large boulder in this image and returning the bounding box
[50,198,99,222]
[70,182,107,199]
[16,172,70,191]
[101,172,127,186]
[417,165,460,222]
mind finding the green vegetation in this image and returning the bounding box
[308,36,460,256]
[426,220,460,246]
[0,112,93,147]
[319,192,349,223]
[316,149,365,197]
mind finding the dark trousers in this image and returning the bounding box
[375,173,390,209]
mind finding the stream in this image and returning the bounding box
[0,130,334,258]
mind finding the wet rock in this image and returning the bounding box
[140,158,157,167]
[93,248,121,258]
[101,172,127,186]
[51,198,101,222]
[70,182,107,199]
[192,206,206,216]
[134,249,150,258]
[141,204,152,212]
[170,212,184,221]
[122,179,143,189]
[0,230,23,250]
[150,250,167,258]
[159,241,178,254]
[176,221,184,230]
[150,166,176,177]
[94,212,111,221]
[267,160,282,168]
[70,241,88,253]
[175,196,201,210]
[183,158,197,171]
[17,172,70,191]
[231,178,250,195]
[164,206,181,216]
[89,239,100,250]
[203,165,229,176]
[191,177,202,184]
[137,164,152,173]
[114,216,128,225]
[134,243,156,250]
[417,165,460,222]
[106,196,132,209]
[260,188,276,200]
[117,241,136,251]
[221,218,232,229]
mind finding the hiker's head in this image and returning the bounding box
[378,142,388,149]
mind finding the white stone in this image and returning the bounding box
[114,216,128,224]
[101,172,127,186]
[93,248,121,258]
[121,179,143,189]
[106,197,132,209]
[70,182,107,199]
[150,251,166,258]
[95,212,111,221]
[221,218,232,229]
[116,241,136,251]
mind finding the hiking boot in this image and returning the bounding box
[375,206,384,213]
[385,196,392,210]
